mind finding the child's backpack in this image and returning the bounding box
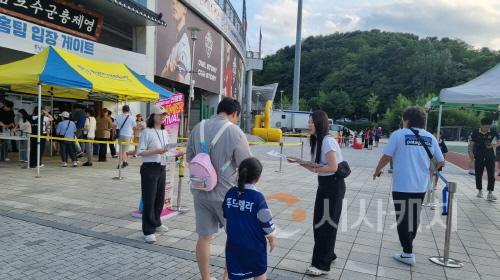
[189,120,233,191]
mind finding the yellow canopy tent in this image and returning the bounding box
[0,46,172,176]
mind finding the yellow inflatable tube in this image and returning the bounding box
[252,100,283,142]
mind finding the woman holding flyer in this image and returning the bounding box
[136,105,172,244]
[289,110,346,276]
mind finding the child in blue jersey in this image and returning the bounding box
[223,157,276,280]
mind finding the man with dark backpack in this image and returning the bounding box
[373,107,444,265]
[187,97,252,280]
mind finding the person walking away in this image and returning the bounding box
[0,100,15,161]
[373,107,444,265]
[425,131,448,209]
[137,106,171,243]
[468,131,475,175]
[57,112,78,167]
[82,109,96,166]
[497,130,500,177]
[133,114,146,157]
[469,118,498,201]
[107,110,118,158]
[289,110,346,276]
[29,108,53,168]
[368,128,374,150]
[73,105,85,157]
[375,127,382,148]
[114,105,136,168]
[13,109,31,162]
[95,109,113,162]
[186,97,252,280]
[224,157,276,280]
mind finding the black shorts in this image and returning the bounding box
[375,136,380,142]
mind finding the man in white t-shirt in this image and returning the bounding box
[114,105,136,168]
[373,107,444,265]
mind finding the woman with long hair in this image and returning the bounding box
[290,110,346,276]
[136,106,171,243]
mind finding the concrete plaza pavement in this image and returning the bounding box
[1,138,500,279]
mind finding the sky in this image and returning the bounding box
[230,0,500,56]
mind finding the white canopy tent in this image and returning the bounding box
[437,64,500,139]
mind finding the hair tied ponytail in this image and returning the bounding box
[238,168,248,193]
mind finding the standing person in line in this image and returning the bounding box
[29,107,53,168]
[0,100,15,161]
[133,114,146,157]
[114,105,136,168]
[107,110,118,159]
[82,109,96,167]
[73,105,86,157]
[57,112,78,167]
[187,97,252,280]
[469,118,498,201]
[95,109,114,162]
[137,106,170,243]
[223,157,276,280]
[373,107,444,265]
[289,110,346,276]
[13,109,31,162]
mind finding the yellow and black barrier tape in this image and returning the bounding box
[28,135,302,148]
[29,135,140,146]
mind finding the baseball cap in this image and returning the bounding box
[122,105,130,112]
[151,105,166,115]
[60,111,70,118]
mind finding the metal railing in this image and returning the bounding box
[215,0,245,39]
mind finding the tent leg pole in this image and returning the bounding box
[36,84,42,178]
[437,104,443,140]
[50,96,53,157]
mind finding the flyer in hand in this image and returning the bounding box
[266,150,323,168]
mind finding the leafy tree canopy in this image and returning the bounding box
[258,30,500,124]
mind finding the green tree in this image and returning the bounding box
[312,90,354,118]
[254,30,500,119]
[382,95,412,131]
[366,93,380,121]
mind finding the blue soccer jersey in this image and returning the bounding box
[223,184,275,280]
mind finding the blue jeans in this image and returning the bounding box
[18,137,29,161]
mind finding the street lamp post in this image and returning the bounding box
[186,26,201,137]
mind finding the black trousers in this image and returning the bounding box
[97,138,108,161]
[60,141,77,163]
[29,137,46,166]
[392,192,426,254]
[108,137,116,156]
[141,163,166,235]
[474,156,495,191]
[312,175,345,271]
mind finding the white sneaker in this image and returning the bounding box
[431,204,437,210]
[72,162,78,167]
[156,225,169,233]
[305,266,328,276]
[477,190,483,198]
[487,192,497,201]
[393,253,416,265]
[61,162,68,167]
[144,234,156,243]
